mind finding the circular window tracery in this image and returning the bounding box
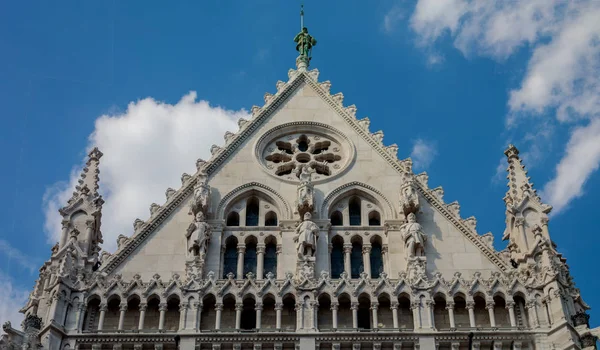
[256,123,354,184]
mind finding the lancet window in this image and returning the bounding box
[224,195,280,227]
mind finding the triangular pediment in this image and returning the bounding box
[98,66,510,280]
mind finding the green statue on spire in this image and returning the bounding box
[294,5,316,60]
[294,27,317,59]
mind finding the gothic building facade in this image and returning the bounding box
[2,27,599,350]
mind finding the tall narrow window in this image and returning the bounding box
[223,237,238,278]
[246,198,259,226]
[265,211,278,226]
[370,241,383,278]
[264,242,277,277]
[330,236,344,278]
[349,197,361,226]
[351,241,363,278]
[243,241,257,278]
[330,211,343,226]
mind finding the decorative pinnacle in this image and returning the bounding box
[503,144,547,210]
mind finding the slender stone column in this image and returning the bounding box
[446,301,456,329]
[331,302,339,329]
[85,219,95,252]
[343,244,352,276]
[425,300,434,329]
[351,302,358,329]
[59,220,69,249]
[276,245,283,279]
[255,303,263,330]
[466,301,476,328]
[390,302,399,329]
[506,301,516,327]
[362,245,372,278]
[179,302,188,330]
[486,301,496,327]
[215,303,223,330]
[48,294,60,322]
[236,244,246,279]
[275,303,283,330]
[515,217,529,251]
[312,302,319,330]
[382,245,389,275]
[76,302,85,332]
[158,303,167,331]
[540,217,550,240]
[195,302,202,332]
[410,301,421,329]
[235,303,243,330]
[527,300,540,328]
[97,303,107,331]
[118,303,127,330]
[256,244,266,280]
[138,303,147,330]
[371,302,379,329]
[296,302,304,330]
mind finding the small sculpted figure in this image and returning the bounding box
[400,213,426,258]
[294,212,320,260]
[186,212,211,258]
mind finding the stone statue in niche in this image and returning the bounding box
[294,212,319,260]
[186,211,211,259]
[296,165,315,217]
[399,178,420,216]
[190,175,210,215]
[400,212,427,258]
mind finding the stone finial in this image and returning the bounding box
[503,144,550,212]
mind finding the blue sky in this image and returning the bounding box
[1,0,600,328]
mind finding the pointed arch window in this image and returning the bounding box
[349,197,361,226]
[351,241,363,278]
[368,211,381,226]
[330,236,344,278]
[226,212,240,226]
[246,197,259,226]
[265,211,278,226]
[223,238,238,278]
[243,241,257,278]
[330,211,343,226]
[370,242,383,278]
[264,242,277,277]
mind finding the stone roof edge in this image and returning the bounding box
[100,67,509,275]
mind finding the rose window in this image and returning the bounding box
[256,123,354,183]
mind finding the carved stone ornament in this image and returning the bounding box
[400,178,420,216]
[185,211,211,260]
[572,311,590,327]
[190,175,210,216]
[400,213,427,258]
[296,165,315,217]
[580,333,598,347]
[294,212,320,261]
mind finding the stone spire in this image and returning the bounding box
[74,147,103,199]
[503,144,549,212]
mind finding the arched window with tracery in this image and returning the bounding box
[223,236,238,278]
[246,197,259,226]
[330,236,344,278]
[349,197,361,226]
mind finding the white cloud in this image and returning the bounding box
[407,0,600,213]
[0,240,38,274]
[541,119,600,214]
[383,6,405,33]
[43,92,248,252]
[410,139,437,170]
[0,270,29,333]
